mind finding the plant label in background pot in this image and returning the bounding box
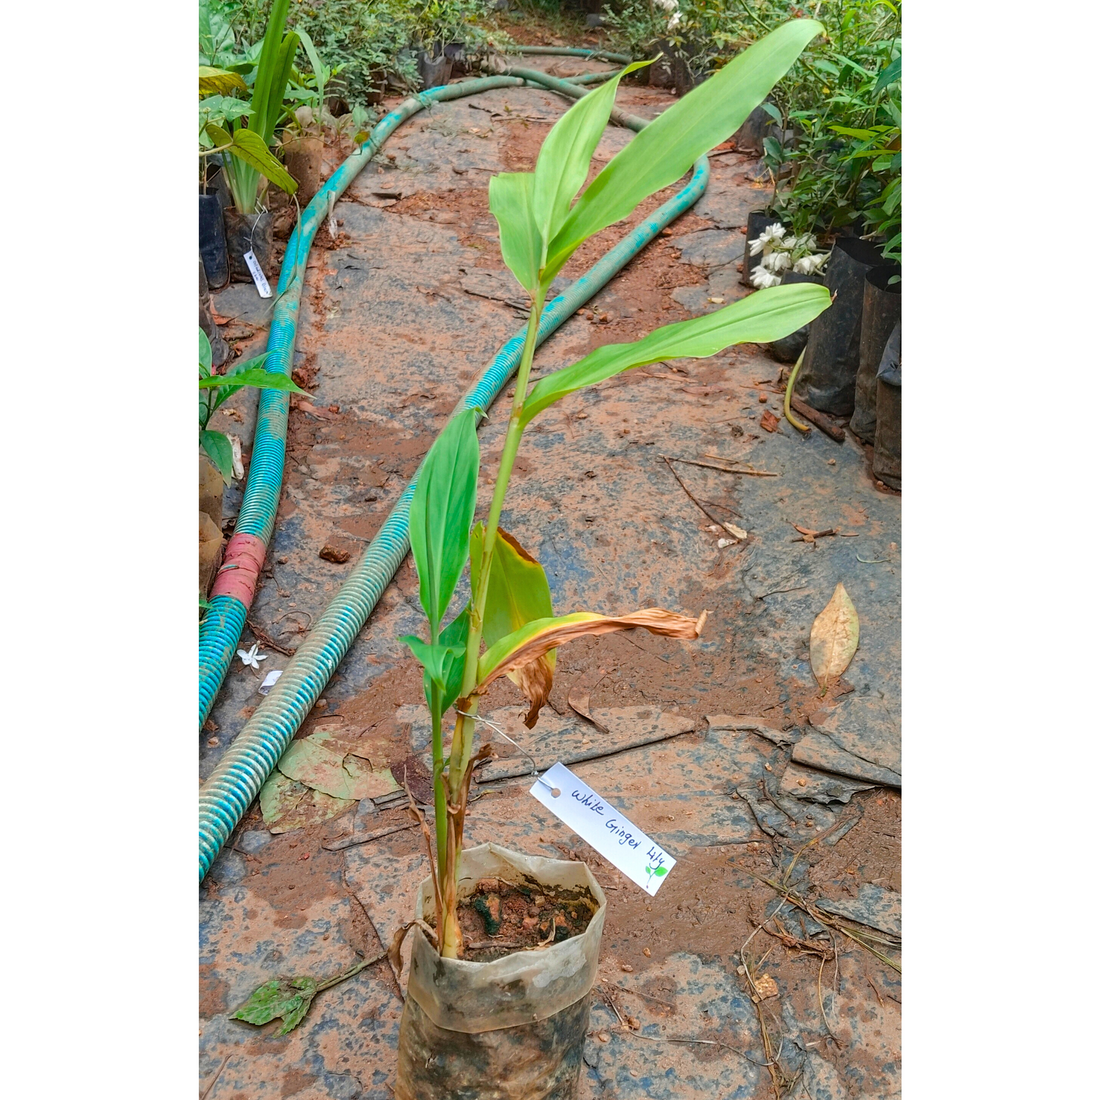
[530,762,676,895]
[242,250,272,298]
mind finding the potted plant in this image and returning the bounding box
[279,28,345,207]
[389,21,829,1097]
[200,0,302,281]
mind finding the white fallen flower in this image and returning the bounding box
[749,236,768,256]
[764,250,792,273]
[763,223,786,242]
[237,643,267,671]
[668,11,682,30]
[750,265,782,288]
[654,0,678,10]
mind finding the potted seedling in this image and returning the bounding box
[280,29,345,207]
[390,20,829,1098]
[200,0,301,282]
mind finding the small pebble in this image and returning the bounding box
[827,458,837,465]
[621,964,633,973]
[276,555,289,564]
[207,737,219,747]
[797,778,808,787]
[597,1032,611,1043]
[315,698,327,710]
[763,763,772,772]
[642,947,651,957]
[758,392,768,403]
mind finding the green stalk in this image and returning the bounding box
[436,293,545,960]
[446,294,545,800]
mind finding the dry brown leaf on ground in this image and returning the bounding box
[761,410,780,432]
[810,583,860,694]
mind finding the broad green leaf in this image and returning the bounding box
[232,977,318,1035]
[760,101,783,124]
[521,283,830,428]
[226,128,298,195]
[409,408,480,632]
[470,524,556,726]
[436,609,470,714]
[532,61,650,251]
[199,66,247,96]
[489,172,542,294]
[200,429,234,484]
[477,608,706,713]
[204,121,234,149]
[198,367,307,393]
[540,20,821,285]
[402,635,464,691]
[266,32,302,140]
[199,329,212,371]
[809,583,860,695]
[247,0,292,144]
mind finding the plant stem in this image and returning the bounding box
[437,292,545,960]
[429,678,448,885]
[314,950,386,993]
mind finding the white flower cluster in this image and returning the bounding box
[748,223,828,288]
[654,0,682,31]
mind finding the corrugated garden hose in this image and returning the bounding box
[199,63,711,880]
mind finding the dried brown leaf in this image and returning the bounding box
[809,583,860,694]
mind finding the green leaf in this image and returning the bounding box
[532,61,651,252]
[408,408,480,632]
[199,329,212,372]
[204,121,234,149]
[760,101,783,125]
[200,430,235,484]
[470,524,556,723]
[297,27,330,90]
[437,608,470,714]
[402,635,464,690]
[198,367,308,394]
[199,66,248,96]
[470,525,554,651]
[541,19,822,287]
[226,128,298,195]
[231,977,318,1035]
[489,172,542,295]
[521,283,831,428]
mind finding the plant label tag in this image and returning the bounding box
[529,762,676,896]
[242,250,272,298]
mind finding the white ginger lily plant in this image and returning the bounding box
[401,20,830,960]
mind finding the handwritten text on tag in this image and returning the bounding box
[243,249,272,298]
[529,762,676,896]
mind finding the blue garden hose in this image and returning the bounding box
[513,45,633,64]
[199,67,711,880]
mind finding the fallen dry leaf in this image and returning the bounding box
[809,583,860,695]
[567,691,610,733]
[761,410,780,432]
[754,974,779,999]
[319,545,351,563]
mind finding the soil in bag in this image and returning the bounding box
[433,876,598,962]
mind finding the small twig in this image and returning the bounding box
[401,765,443,932]
[789,395,847,443]
[246,617,296,656]
[867,976,885,1010]
[856,554,888,564]
[701,455,779,475]
[661,453,778,477]
[322,820,419,851]
[817,950,843,1048]
[200,1055,230,1100]
[755,585,809,600]
[661,455,731,530]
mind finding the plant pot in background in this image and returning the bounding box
[671,41,704,97]
[873,321,901,488]
[444,41,468,76]
[741,208,776,287]
[767,271,826,363]
[200,510,224,595]
[794,235,885,416]
[283,134,324,207]
[199,259,231,368]
[645,39,675,88]
[850,266,902,443]
[393,844,607,1100]
[366,69,388,105]
[199,192,230,289]
[732,100,773,156]
[223,209,273,283]
[417,49,452,90]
